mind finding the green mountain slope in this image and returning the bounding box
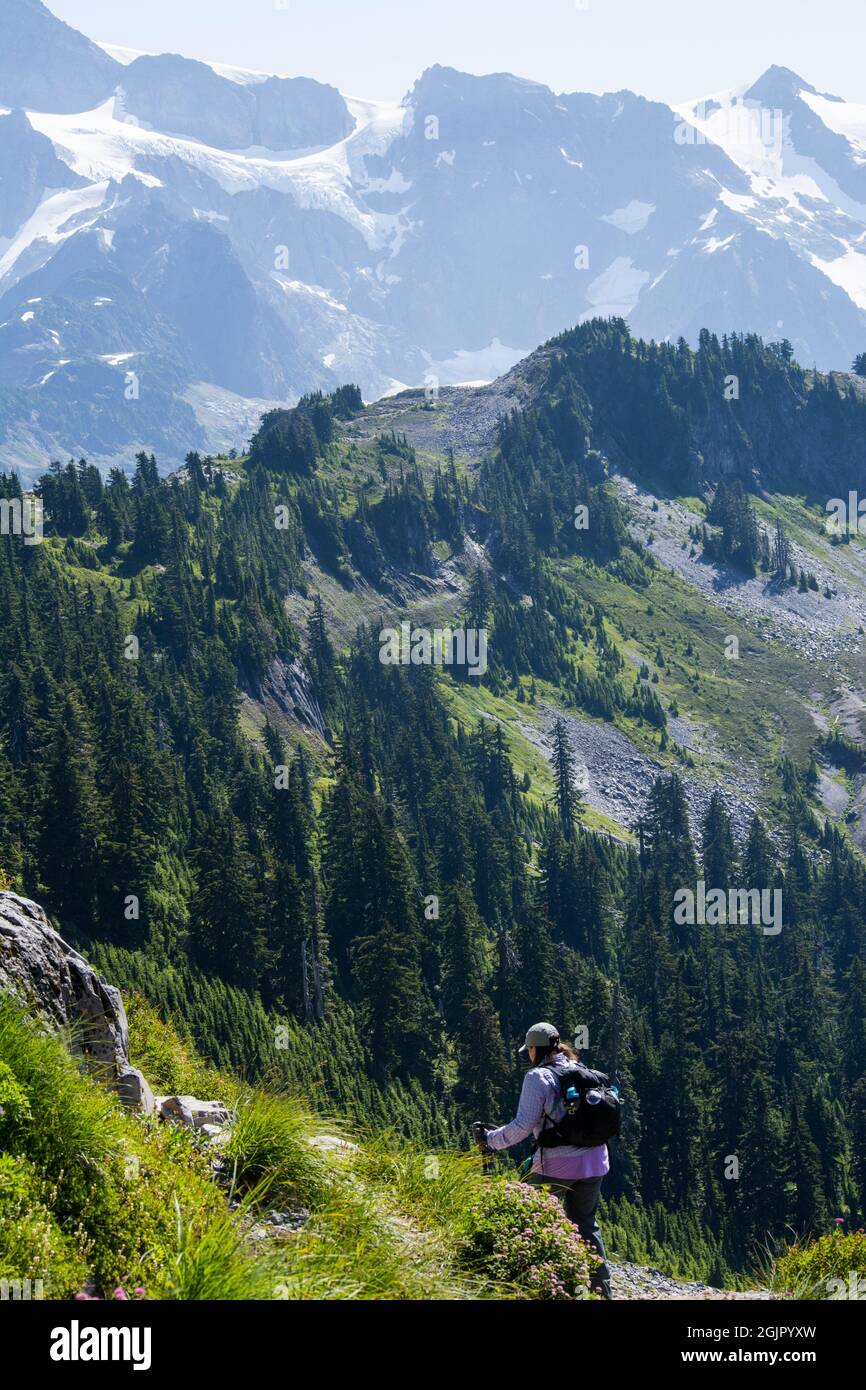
[0,983,604,1300]
[2,319,866,1287]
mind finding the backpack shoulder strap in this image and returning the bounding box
[531,1060,571,1151]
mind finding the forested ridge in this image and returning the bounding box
[2,320,866,1283]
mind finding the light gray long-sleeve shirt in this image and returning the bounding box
[485,1064,610,1180]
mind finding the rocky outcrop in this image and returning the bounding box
[156,1096,230,1131]
[261,655,327,736]
[0,108,84,237]
[307,1134,359,1156]
[0,891,236,1132]
[0,891,154,1113]
[118,54,351,153]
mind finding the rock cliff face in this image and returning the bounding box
[118,54,352,153]
[0,890,233,1128]
[0,0,119,112]
[0,890,154,1112]
[0,108,84,238]
[261,655,327,736]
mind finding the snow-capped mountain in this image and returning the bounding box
[2,0,866,476]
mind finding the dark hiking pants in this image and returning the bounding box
[525,1172,612,1298]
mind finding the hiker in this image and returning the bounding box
[481,1022,616,1299]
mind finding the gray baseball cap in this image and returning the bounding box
[518,1021,560,1055]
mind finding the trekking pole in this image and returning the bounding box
[471,1121,495,1176]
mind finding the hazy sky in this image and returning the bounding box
[48,0,866,105]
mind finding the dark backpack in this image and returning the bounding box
[534,1058,622,1150]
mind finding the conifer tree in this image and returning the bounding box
[551,715,580,840]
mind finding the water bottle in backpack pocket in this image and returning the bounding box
[536,1061,623,1150]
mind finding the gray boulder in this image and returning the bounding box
[156,1095,230,1130]
[0,890,154,1114]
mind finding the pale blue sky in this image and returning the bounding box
[49,0,865,104]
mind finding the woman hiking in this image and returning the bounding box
[481,1021,614,1299]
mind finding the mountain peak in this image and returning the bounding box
[410,63,553,102]
[0,0,119,112]
[0,104,32,131]
[744,65,820,106]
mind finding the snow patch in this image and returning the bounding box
[702,233,736,254]
[426,339,530,385]
[809,244,866,310]
[25,97,411,252]
[800,90,866,161]
[99,42,284,89]
[582,257,651,317]
[719,188,757,214]
[601,200,655,234]
[193,208,230,224]
[377,378,413,399]
[273,275,348,313]
[97,44,148,65]
[0,183,110,287]
[207,61,275,88]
